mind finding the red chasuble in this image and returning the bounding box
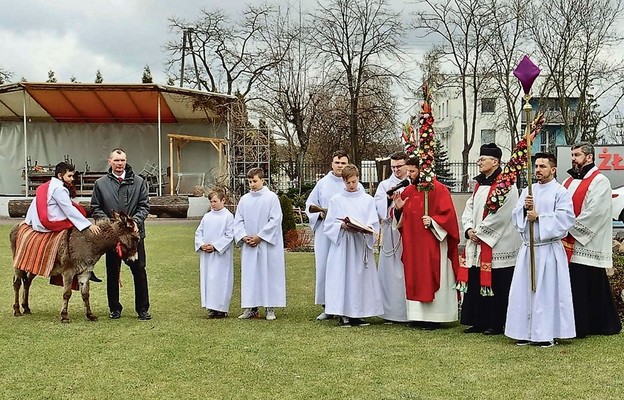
[399,180,460,303]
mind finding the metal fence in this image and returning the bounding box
[271,161,482,193]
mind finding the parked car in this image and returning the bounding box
[613,186,624,223]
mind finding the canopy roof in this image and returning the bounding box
[0,82,236,123]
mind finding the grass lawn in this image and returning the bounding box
[0,220,622,399]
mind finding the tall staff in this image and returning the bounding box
[514,56,541,292]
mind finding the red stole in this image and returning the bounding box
[400,180,460,302]
[456,182,495,296]
[36,180,87,232]
[561,169,601,262]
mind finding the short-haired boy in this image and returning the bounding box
[233,168,286,320]
[194,189,235,318]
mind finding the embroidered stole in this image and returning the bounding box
[457,183,495,296]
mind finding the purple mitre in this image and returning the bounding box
[513,56,540,94]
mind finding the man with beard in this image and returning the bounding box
[306,150,363,320]
[25,162,102,281]
[374,151,410,323]
[459,144,520,335]
[393,157,460,329]
[562,142,622,337]
[505,153,576,347]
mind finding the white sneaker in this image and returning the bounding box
[265,308,276,321]
[316,312,330,321]
[238,308,259,319]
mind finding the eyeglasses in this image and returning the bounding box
[477,157,495,163]
[390,164,405,169]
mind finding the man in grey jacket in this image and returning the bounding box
[91,148,151,321]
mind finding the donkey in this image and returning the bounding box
[10,210,140,322]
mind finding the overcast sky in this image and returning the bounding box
[0,1,233,83]
[0,0,424,86]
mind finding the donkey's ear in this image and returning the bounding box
[111,210,120,220]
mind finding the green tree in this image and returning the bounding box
[279,194,296,242]
[46,70,57,83]
[142,65,153,83]
[433,139,453,189]
[95,69,103,83]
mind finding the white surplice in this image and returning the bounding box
[194,208,235,313]
[305,172,364,304]
[25,177,92,232]
[323,187,383,318]
[505,180,576,342]
[565,167,613,268]
[374,174,408,322]
[461,185,520,269]
[233,186,286,308]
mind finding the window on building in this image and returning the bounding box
[481,129,496,144]
[481,98,496,113]
[540,129,557,153]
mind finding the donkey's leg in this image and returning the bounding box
[13,269,23,316]
[78,271,97,321]
[60,272,74,323]
[21,273,36,314]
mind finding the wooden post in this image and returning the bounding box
[169,136,174,195]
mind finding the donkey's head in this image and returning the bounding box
[111,210,141,261]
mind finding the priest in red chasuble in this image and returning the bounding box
[393,156,460,329]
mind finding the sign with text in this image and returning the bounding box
[556,145,624,188]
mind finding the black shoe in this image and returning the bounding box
[532,340,556,348]
[483,328,503,336]
[349,318,370,327]
[138,311,152,321]
[421,321,441,330]
[463,326,484,334]
[338,317,352,327]
[109,310,121,319]
[89,272,102,283]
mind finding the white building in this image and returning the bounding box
[431,83,517,164]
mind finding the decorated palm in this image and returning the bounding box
[401,85,438,214]
[484,112,545,214]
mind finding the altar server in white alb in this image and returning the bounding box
[562,142,622,337]
[194,189,234,319]
[374,151,409,323]
[234,168,286,321]
[323,164,383,327]
[505,153,576,348]
[306,150,363,320]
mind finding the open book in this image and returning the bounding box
[339,216,375,234]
